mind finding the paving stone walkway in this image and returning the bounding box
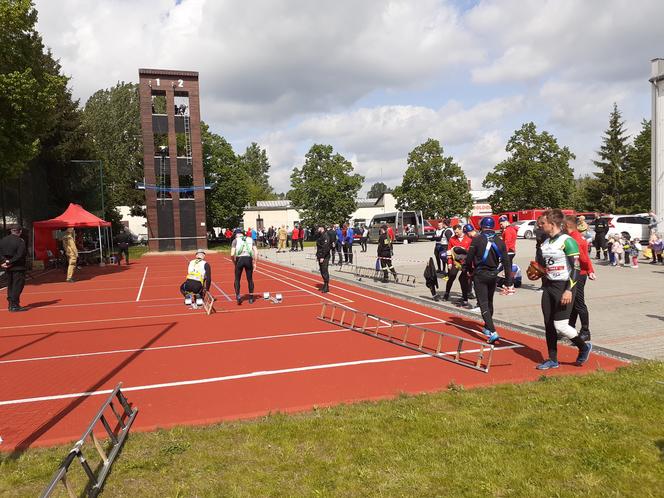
[261,239,664,360]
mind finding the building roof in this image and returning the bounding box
[255,200,292,208]
[356,198,378,208]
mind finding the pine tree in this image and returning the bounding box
[622,120,651,213]
[586,103,630,212]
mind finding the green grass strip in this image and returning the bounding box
[2,362,663,497]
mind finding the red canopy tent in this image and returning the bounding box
[33,203,112,263]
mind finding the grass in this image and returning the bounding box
[128,245,149,260]
[2,362,664,497]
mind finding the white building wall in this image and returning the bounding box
[117,206,148,241]
[243,208,301,230]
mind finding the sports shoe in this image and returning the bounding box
[467,305,481,313]
[575,342,592,366]
[487,331,500,344]
[536,359,559,370]
[66,278,75,283]
[236,295,242,305]
[184,297,192,305]
[432,294,441,302]
[467,292,476,300]
[481,328,492,337]
[442,293,449,301]
[9,306,28,312]
[249,296,255,304]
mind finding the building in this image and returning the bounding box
[242,191,492,229]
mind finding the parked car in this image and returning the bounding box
[422,219,435,240]
[595,214,653,241]
[514,220,538,239]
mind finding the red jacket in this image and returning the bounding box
[569,230,594,276]
[447,234,472,263]
[292,228,299,240]
[502,225,517,252]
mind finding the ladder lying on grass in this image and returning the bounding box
[41,383,138,498]
[318,302,494,373]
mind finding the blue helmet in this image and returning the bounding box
[480,217,495,229]
[462,223,475,233]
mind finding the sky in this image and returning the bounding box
[33,0,664,196]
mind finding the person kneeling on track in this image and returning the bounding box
[464,217,511,344]
[180,249,211,307]
[231,228,258,305]
[534,209,592,370]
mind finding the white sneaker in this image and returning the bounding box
[184,297,192,305]
[196,297,204,306]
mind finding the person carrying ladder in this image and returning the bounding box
[231,228,258,305]
[180,249,211,307]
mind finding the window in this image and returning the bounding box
[151,92,167,114]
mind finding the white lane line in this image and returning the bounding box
[0,312,200,331]
[255,263,352,304]
[0,353,432,406]
[0,320,443,365]
[136,267,148,302]
[260,260,527,349]
[212,281,232,302]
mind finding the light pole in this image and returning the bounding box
[70,159,104,215]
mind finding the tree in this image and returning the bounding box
[81,82,143,215]
[622,119,651,213]
[569,176,595,212]
[0,0,65,181]
[586,103,630,213]
[483,123,575,211]
[201,122,249,229]
[367,181,389,199]
[289,144,364,226]
[237,142,276,204]
[393,139,473,218]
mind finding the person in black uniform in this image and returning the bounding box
[116,228,131,265]
[464,217,510,344]
[327,225,338,265]
[377,225,398,282]
[592,213,608,260]
[0,225,28,312]
[316,225,332,293]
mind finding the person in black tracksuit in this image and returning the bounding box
[326,225,338,264]
[316,225,332,293]
[464,218,510,343]
[0,226,28,312]
[377,226,398,282]
[593,214,608,260]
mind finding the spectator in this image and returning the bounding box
[290,224,300,252]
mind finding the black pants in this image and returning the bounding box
[434,244,447,273]
[319,256,330,285]
[360,237,368,252]
[473,269,498,332]
[299,238,304,250]
[234,257,254,296]
[180,279,203,297]
[505,251,515,275]
[542,280,584,361]
[118,246,129,264]
[6,270,26,308]
[445,266,469,300]
[594,236,607,257]
[568,274,590,340]
[333,242,342,263]
[380,257,397,280]
[290,239,298,251]
[343,244,353,264]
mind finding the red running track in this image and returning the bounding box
[0,253,625,452]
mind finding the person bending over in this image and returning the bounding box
[535,209,592,370]
[231,229,258,305]
[180,249,211,306]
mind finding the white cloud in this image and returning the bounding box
[31,0,663,202]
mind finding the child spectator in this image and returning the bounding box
[607,235,615,265]
[650,233,663,264]
[621,232,631,266]
[630,239,642,268]
[611,234,624,267]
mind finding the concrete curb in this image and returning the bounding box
[288,263,641,363]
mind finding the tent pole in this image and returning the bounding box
[109,227,114,262]
[98,225,104,266]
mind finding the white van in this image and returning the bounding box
[368,211,425,243]
[597,213,653,241]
